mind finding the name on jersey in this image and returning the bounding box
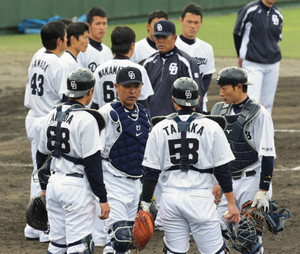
[98,66,123,79]
[31,59,49,71]
[163,122,204,136]
[194,57,207,66]
[50,112,73,124]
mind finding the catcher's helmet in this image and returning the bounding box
[171,77,199,107]
[216,67,253,86]
[65,68,95,98]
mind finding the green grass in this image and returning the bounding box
[1,7,299,58]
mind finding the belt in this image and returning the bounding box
[66,173,84,178]
[233,170,256,180]
[52,172,84,178]
[113,175,140,181]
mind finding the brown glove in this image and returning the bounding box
[132,209,155,251]
[240,200,266,235]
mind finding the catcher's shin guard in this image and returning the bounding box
[162,243,186,254]
[68,234,95,254]
[109,220,134,253]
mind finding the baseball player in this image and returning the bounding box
[31,18,73,60]
[99,67,151,254]
[130,10,168,65]
[233,0,283,114]
[175,3,215,112]
[23,20,67,242]
[141,77,240,254]
[37,68,110,254]
[91,26,153,110]
[143,20,205,117]
[60,22,89,96]
[211,67,276,254]
[78,7,113,73]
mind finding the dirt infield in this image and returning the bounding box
[0,53,299,253]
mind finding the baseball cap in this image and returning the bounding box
[116,66,143,86]
[153,20,176,37]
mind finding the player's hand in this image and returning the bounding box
[40,190,46,197]
[99,202,110,220]
[212,183,222,203]
[237,57,243,68]
[251,190,269,212]
[224,203,240,224]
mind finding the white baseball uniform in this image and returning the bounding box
[143,114,235,253]
[24,50,65,241]
[176,36,215,112]
[60,51,81,94]
[92,58,154,108]
[38,103,104,253]
[24,50,64,199]
[78,43,112,73]
[214,102,276,227]
[130,37,157,64]
[98,101,151,245]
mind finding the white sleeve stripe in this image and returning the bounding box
[238,5,258,36]
[177,54,193,78]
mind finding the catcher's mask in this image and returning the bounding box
[224,217,261,254]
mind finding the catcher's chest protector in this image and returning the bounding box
[108,101,150,176]
[211,100,261,179]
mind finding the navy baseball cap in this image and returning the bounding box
[153,20,176,37]
[116,66,143,86]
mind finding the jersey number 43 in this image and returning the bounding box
[31,73,44,96]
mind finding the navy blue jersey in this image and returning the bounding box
[143,46,204,117]
[233,0,283,64]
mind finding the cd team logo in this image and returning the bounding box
[185,90,192,99]
[70,81,77,89]
[157,23,163,31]
[128,71,135,79]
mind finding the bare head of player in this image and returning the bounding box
[180,3,203,40]
[86,6,108,42]
[115,67,143,109]
[216,67,253,105]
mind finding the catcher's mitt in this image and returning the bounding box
[240,200,265,235]
[26,196,48,232]
[132,209,155,251]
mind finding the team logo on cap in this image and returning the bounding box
[157,23,163,31]
[185,90,192,99]
[70,81,77,90]
[128,71,135,80]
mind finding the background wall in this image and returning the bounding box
[0,0,299,30]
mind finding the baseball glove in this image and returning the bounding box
[26,196,48,232]
[132,209,155,251]
[240,200,266,235]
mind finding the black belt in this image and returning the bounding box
[66,173,84,178]
[113,175,140,181]
[233,170,256,180]
[167,165,214,174]
[52,172,84,178]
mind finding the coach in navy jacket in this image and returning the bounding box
[143,20,204,117]
[233,0,283,114]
